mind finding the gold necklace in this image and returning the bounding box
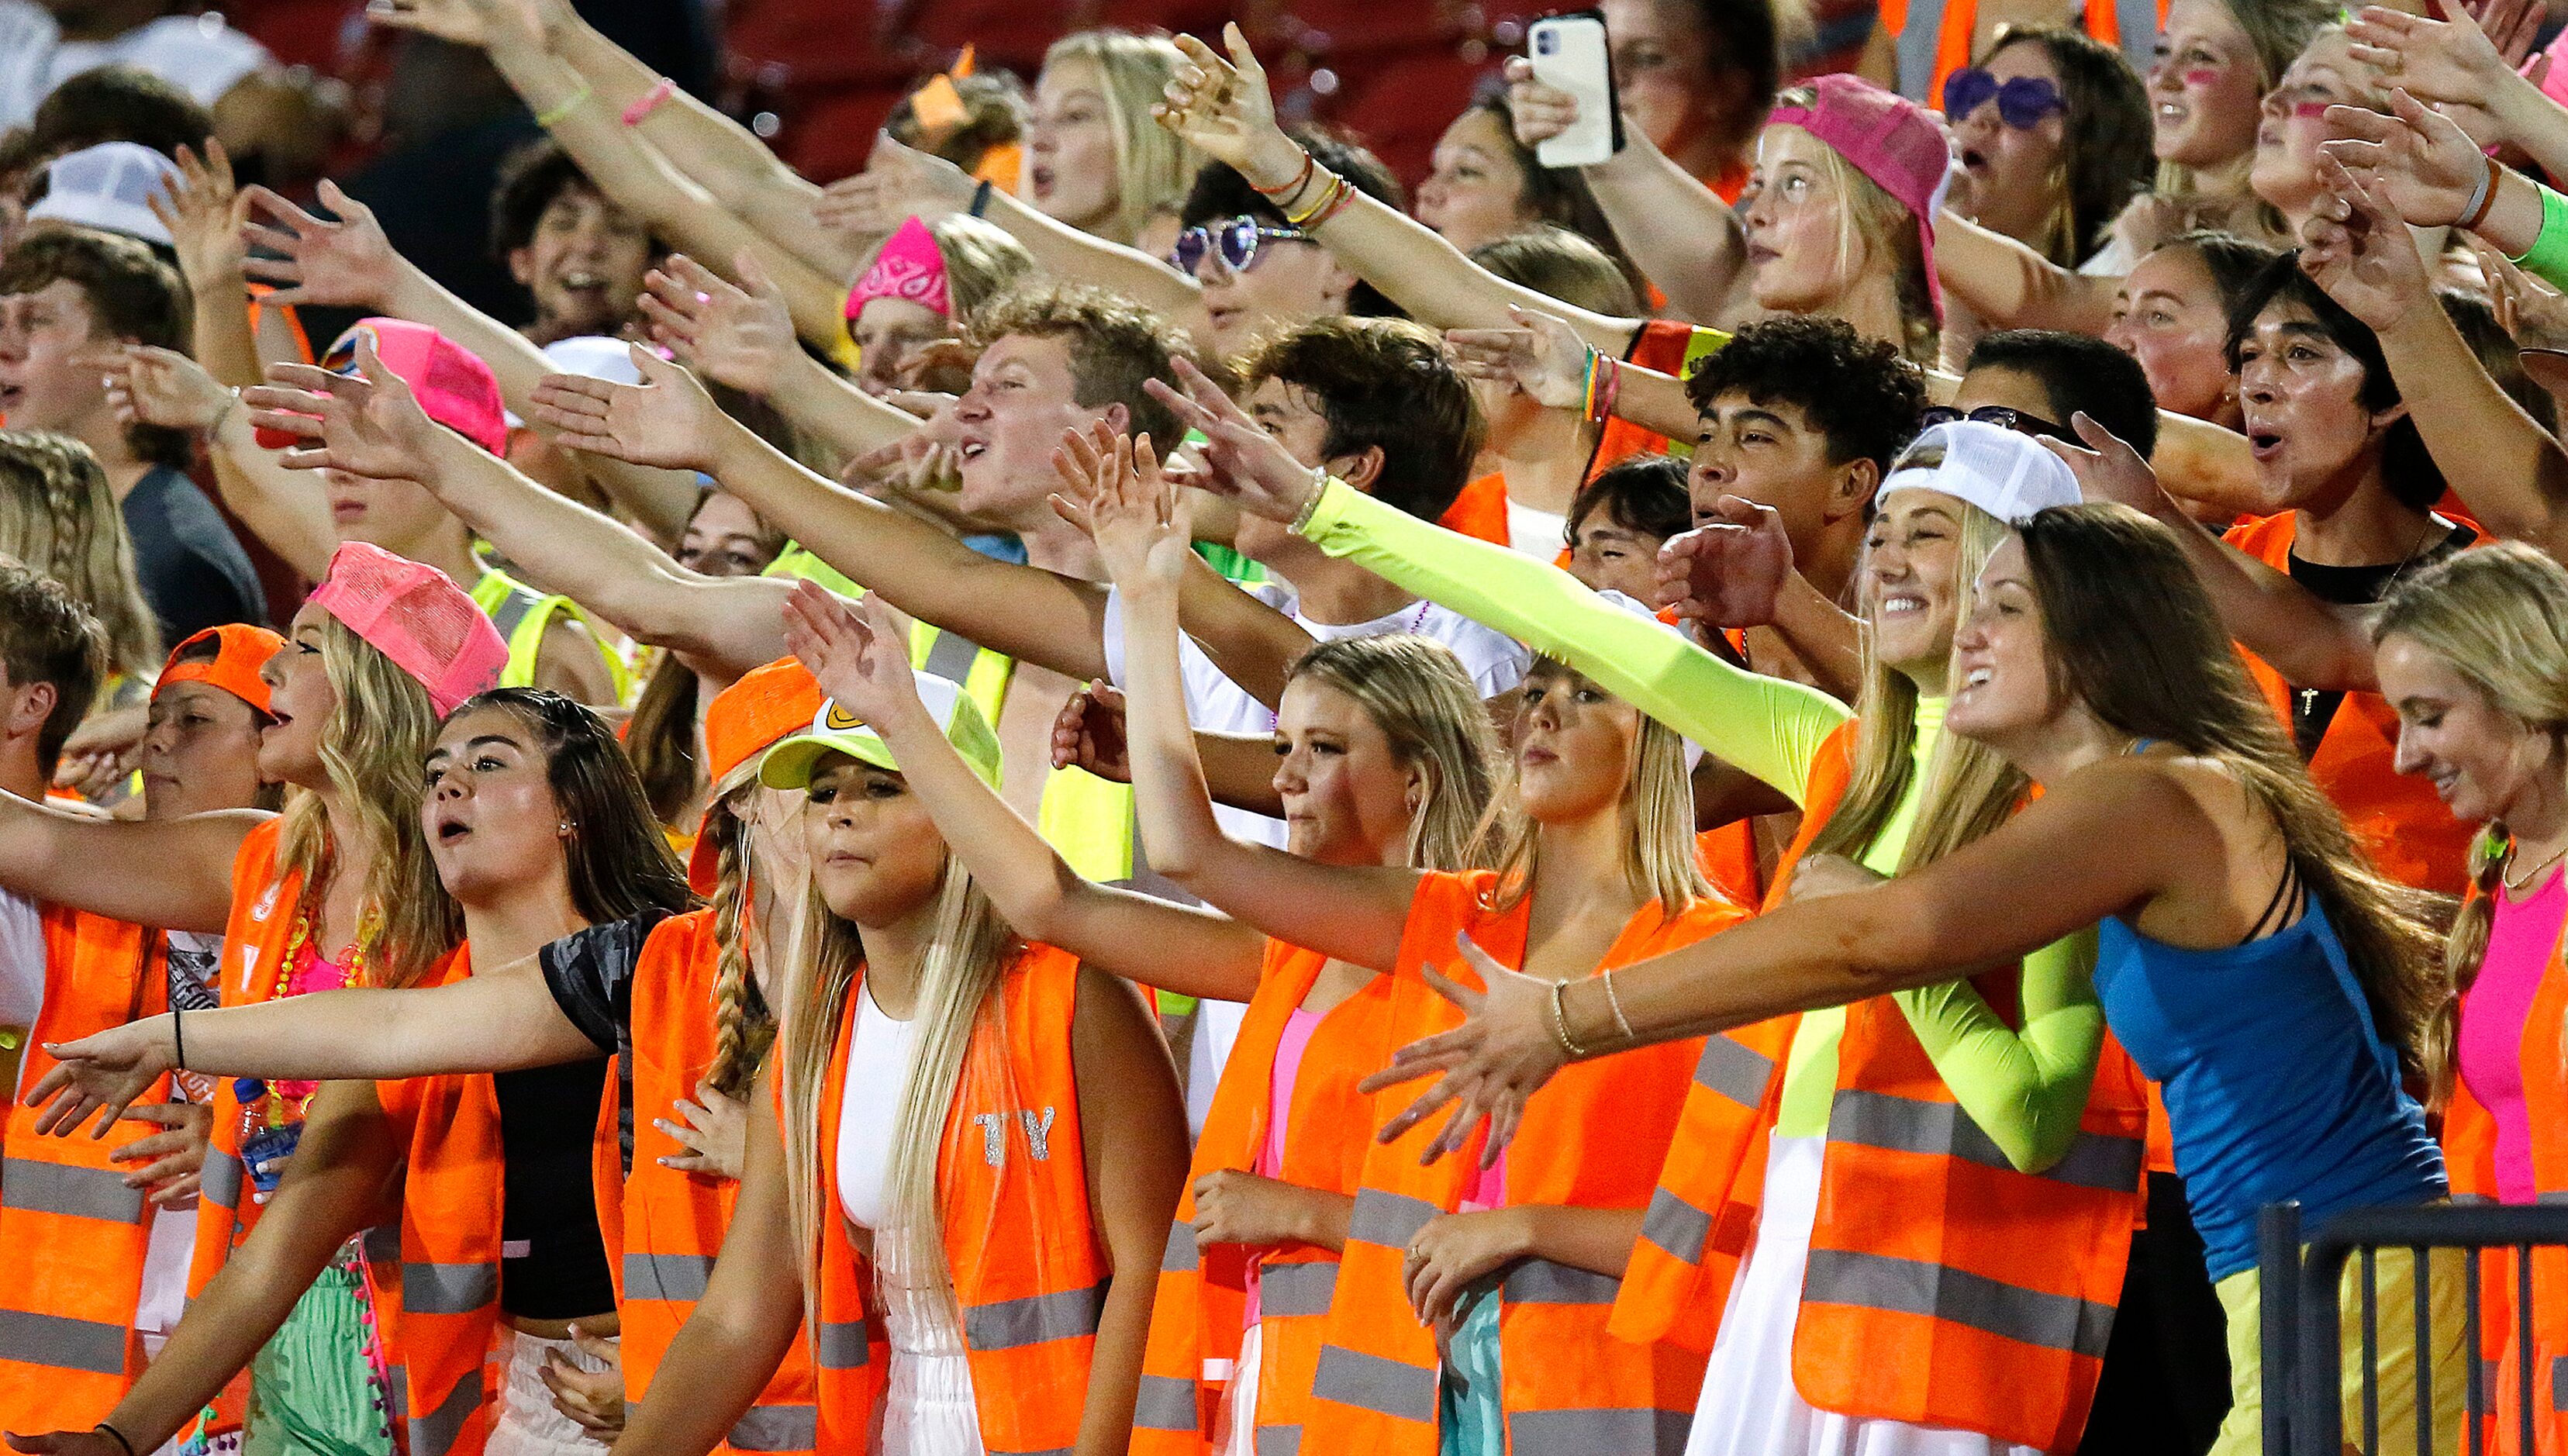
[2503,841,2568,897]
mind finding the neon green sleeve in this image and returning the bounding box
[1890,929,2107,1174]
[1300,480,1852,806]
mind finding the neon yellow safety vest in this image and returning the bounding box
[762,543,1139,885]
[468,565,633,700]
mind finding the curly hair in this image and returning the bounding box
[968,283,1198,445]
[489,136,662,261]
[1239,316,1482,523]
[1683,315,1925,472]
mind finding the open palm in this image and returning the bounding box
[240,180,403,309]
[243,333,449,480]
[529,348,727,471]
[1155,26,1303,191]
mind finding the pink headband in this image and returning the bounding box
[844,215,951,322]
[1767,74,1952,322]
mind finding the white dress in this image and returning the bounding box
[1684,1135,2046,1456]
[838,983,984,1456]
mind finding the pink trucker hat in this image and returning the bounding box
[305,542,508,716]
[323,319,509,457]
[1766,74,1953,321]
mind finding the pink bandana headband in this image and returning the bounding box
[844,215,951,321]
[1766,74,1953,322]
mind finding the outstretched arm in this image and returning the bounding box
[782,583,1268,1002]
[1443,308,1703,444]
[1158,27,1641,350]
[0,795,259,934]
[1091,428,1420,971]
[1930,211,2120,336]
[103,343,337,579]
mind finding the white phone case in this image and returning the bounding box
[1529,14,1617,170]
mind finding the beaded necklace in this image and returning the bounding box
[233,908,378,1147]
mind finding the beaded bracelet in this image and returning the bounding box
[534,83,593,129]
[621,77,676,126]
[2509,181,2568,293]
[1548,979,1590,1059]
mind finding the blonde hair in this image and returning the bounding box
[1811,485,2021,867]
[701,756,778,1099]
[1039,30,1206,244]
[1284,634,1500,872]
[1766,108,1938,369]
[924,216,1037,326]
[778,764,1021,1355]
[2372,543,2568,1104]
[2153,0,2339,212]
[1472,660,1712,916]
[0,430,160,681]
[275,614,457,988]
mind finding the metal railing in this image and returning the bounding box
[2258,1199,2568,1455]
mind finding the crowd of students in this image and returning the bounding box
[12,0,2568,1454]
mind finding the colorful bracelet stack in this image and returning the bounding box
[1258,149,1356,229]
[1579,347,1621,426]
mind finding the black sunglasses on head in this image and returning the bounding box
[1920,403,2073,442]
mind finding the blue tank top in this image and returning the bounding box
[2093,902,2445,1280]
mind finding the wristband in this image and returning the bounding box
[2509,181,2568,292]
[1288,469,1331,536]
[535,83,594,129]
[95,1427,138,1456]
[2458,151,2501,233]
[621,77,676,126]
[969,178,994,219]
[172,1005,185,1072]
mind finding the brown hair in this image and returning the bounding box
[2021,502,2447,1084]
[968,283,1196,444]
[1240,316,1483,523]
[1980,26,2152,264]
[1469,223,1642,319]
[0,560,107,778]
[0,429,160,681]
[442,688,693,926]
[0,229,193,469]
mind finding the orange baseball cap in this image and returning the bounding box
[688,656,826,893]
[154,624,286,715]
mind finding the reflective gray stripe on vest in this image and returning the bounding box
[1347,1189,1438,1251]
[918,627,987,688]
[727,1403,818,1451]
[1310,1343,1439,1423]
[1640,1185,1714,1265]
[202,1144,242,1210]
[409,1369,483,1456]
[1260,1260,1340,1318]
[1693,1033,1775,1110]
[0,1308,125,1375]
[1801,1247,2116,1359]
[1256,1426,1302,1456]
[1894,0,1944,100]
[2552,1354,2568,1413]
[402,1260,498,1316]
[485,583,537,644]
[1507,1407,1691,1456]
[816,1318,870,1369]
[0,1158,145,1222]
[624,1250,716,1302]
[1161,1218,1198,1272]
[1828,1086,2145,1195]
[1502,1258,1621,1306]
[1132,1371,1199,1431]
[386,1363,412,1416]
[963,1280,1108,1351]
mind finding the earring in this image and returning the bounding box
[557,820,574,839]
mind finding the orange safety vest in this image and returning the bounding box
[1612,719,2152,1451]
[1134,940,1393,1454]
[192,820,496,1456]
[2224,513,2473,895]
[809,943,1107,1453]
[604,909,817,1454]
[0,906,167,1427]
[1588,321,1728,484]
[1305,869,1745,1454]
[1881,0,2166,116]
[2442,883,2568,1456]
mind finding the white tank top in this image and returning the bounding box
[835,980,921,1232]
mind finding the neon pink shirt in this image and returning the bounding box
[1244,1008,1324,1328]
[2459,868,2566,1205]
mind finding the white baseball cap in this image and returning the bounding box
[502,334,651,430]
[25,143,179,247]
[1878,419,2080,525]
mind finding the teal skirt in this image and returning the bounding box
[1438,1291,1503,1456]
[240,1259,395,1456]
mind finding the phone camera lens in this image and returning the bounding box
[1535,30,1557,53]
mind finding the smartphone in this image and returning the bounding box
[1527,10,1621,170]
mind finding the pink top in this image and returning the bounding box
[1244,1008,1324,1328]
[2459,868,2566,1205]
[273,940,357,1103]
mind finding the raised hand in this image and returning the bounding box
[812,133,975,247]
[2041,411,2173,516]
[1501,55,1582,147]
[109,1100,212,1207]
[651,1077,747,1179]
[22,1018,173,1140]
[845,397,964,498]
[780,581,929,733]
[637,251,796,397]
[364,0,560,50]
[528,346,727,471]
[2321,88,2494,229]
[104,345,234,433]
[1355,933,1568,1166]
[242,332,449,479]
[2300,150,2435,332]
[240,180,404,309]
[1141,356,1322,523]
[1154,25,1306,192]
[1444,305,1590,410]
[149,140,251,294]
[2469,236,2568,352]
[1653,496,1793,626]
[1050,422,1189,592]
[2345,1,2542,144]
[537,1326,625,1437]
[1050,679,1132,781]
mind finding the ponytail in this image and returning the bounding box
[702,795,775,1098]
